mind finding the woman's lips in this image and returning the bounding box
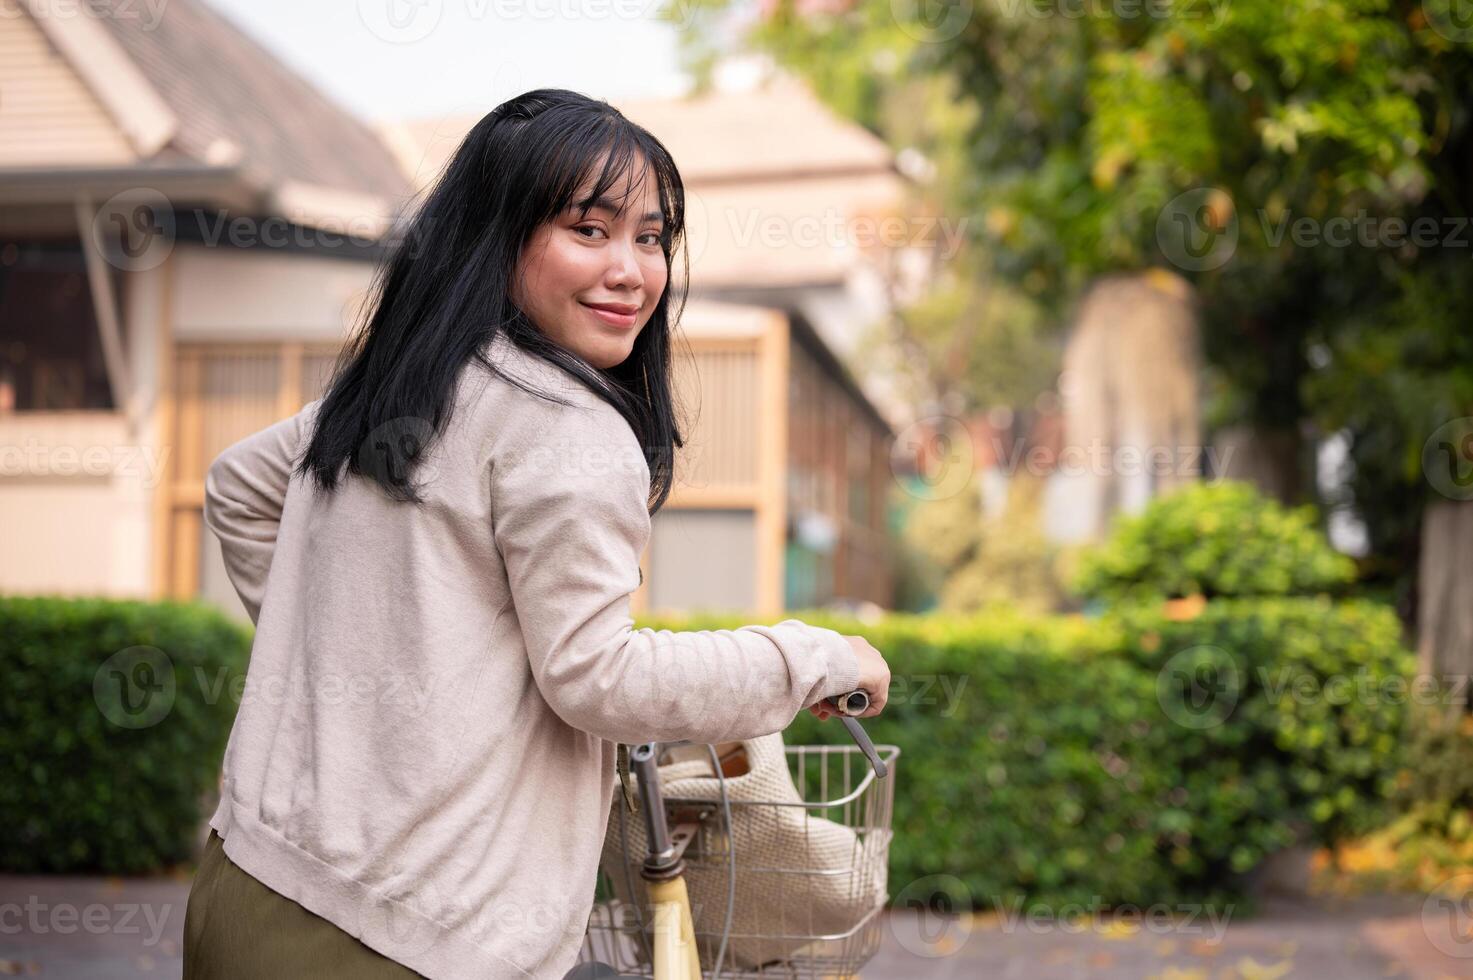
[581,302,638,328]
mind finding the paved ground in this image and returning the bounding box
[2,872,1470,978]
[0,871,191,979]
[870,892,1473,979]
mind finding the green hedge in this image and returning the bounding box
[4,592,1413,908]
[1105,598,1412,878]
[640,597,1414,910]
[0,596,250,873]
[1073,481,1357,601]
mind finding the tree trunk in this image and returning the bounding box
[1212,425,1304,504]
[1059,269,1201,540]
[1417,499,1473,722]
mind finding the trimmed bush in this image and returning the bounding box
[788,610,1184,910]
[1106,597,1412,884]
[640,598,1413,910]
[1073,481,1357,601]
[0,596,250,873]
[5,590,1411,910]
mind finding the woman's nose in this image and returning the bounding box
[605,240,642,286]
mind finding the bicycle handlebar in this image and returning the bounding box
[830,689,870,716]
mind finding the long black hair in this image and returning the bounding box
[296,88,688,514]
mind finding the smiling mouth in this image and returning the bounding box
[580,301,639,328]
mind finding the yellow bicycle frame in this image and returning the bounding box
[647,875,701,980]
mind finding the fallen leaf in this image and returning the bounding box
[1233,956,1293,980]
[1100,919,1142,940]
[1190,938,1225,957]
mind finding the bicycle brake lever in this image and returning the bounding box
[838,715,887,779]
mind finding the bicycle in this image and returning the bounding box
[575,691,898,979]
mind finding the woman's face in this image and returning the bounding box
[510,162,668,370]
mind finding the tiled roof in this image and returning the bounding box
[90,0,409,200]
[614,75,895,183]
[382,75,897,192]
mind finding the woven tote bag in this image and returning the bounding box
[597,732,887,970]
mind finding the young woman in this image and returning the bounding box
[182,88,891,979]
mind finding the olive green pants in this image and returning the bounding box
[183,828,425,978]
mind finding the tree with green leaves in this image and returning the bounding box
[669,0,1473,686]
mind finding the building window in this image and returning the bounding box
[0,240,113,412]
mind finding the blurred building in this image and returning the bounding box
[0,0,408,608]
[631,302,895,617]
[0,1,901,619]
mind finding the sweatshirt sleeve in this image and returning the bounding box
[489,394,861,746]
[203,401,320,626]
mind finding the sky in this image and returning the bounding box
[202,0,694,123]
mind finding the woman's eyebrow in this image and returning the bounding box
[573,194,664,227]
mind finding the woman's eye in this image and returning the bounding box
[576,225,662,247]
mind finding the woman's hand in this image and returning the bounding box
[809,634,890,721]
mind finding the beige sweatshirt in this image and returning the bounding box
[201,329,862,979]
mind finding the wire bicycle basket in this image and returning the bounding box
[579,740,900,979]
